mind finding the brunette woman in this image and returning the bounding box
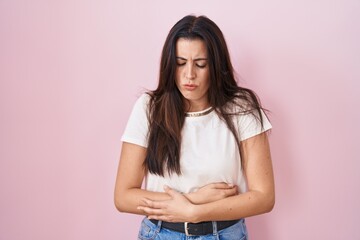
[115,15,275,239]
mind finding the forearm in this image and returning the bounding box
[192,190,275,223]
[115,187,214,215]
[115,188,171,215]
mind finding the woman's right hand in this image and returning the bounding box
[185,182,238,205]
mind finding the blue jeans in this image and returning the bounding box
[137,217,248,240]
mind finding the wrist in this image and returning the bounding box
[188,204,202,223]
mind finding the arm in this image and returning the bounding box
[192,131,275,222]
[114,142,170,215]
[114,142,237,215]
[139,132,275,222]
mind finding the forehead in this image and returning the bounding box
[175,38,208,57]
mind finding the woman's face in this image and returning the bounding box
[175,38,210,111]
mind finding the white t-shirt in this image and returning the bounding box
[121,94,272,194]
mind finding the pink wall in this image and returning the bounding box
[1,0,359,239]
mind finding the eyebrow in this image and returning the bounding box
[176,57,208,61]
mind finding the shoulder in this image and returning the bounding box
[223,95,270,128]
[125,93,152,122]
[132,93,152,112]
[137,92,151,105]
[223,95,254,114]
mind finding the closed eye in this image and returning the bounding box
[196,63,207,68]
[176,61,186,66]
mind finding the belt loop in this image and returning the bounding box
[155,219,162,233]
[212,221,218,235]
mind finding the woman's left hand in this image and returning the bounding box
[137,185,197,223]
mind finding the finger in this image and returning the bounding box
[223,187,238,197]
[140,198,155,207]
[148,215,173,222]
[137,206,165,215]
[140,198,167,209]
[140,198,149,205]
[211,182,235,189]
[163,185,182,198]
[148,215,176,222]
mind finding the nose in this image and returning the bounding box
[185,63,196,80]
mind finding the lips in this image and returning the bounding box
[183,84,198,91]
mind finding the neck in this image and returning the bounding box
[185,101,210,112]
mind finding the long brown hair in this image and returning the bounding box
[144,15,265,176]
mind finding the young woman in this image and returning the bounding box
[115,15,275,239]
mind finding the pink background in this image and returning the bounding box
[1,0,359,239]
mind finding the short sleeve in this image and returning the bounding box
[237,109,272,141]
[121,94,150,147]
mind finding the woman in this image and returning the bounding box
[114,15,275,239]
